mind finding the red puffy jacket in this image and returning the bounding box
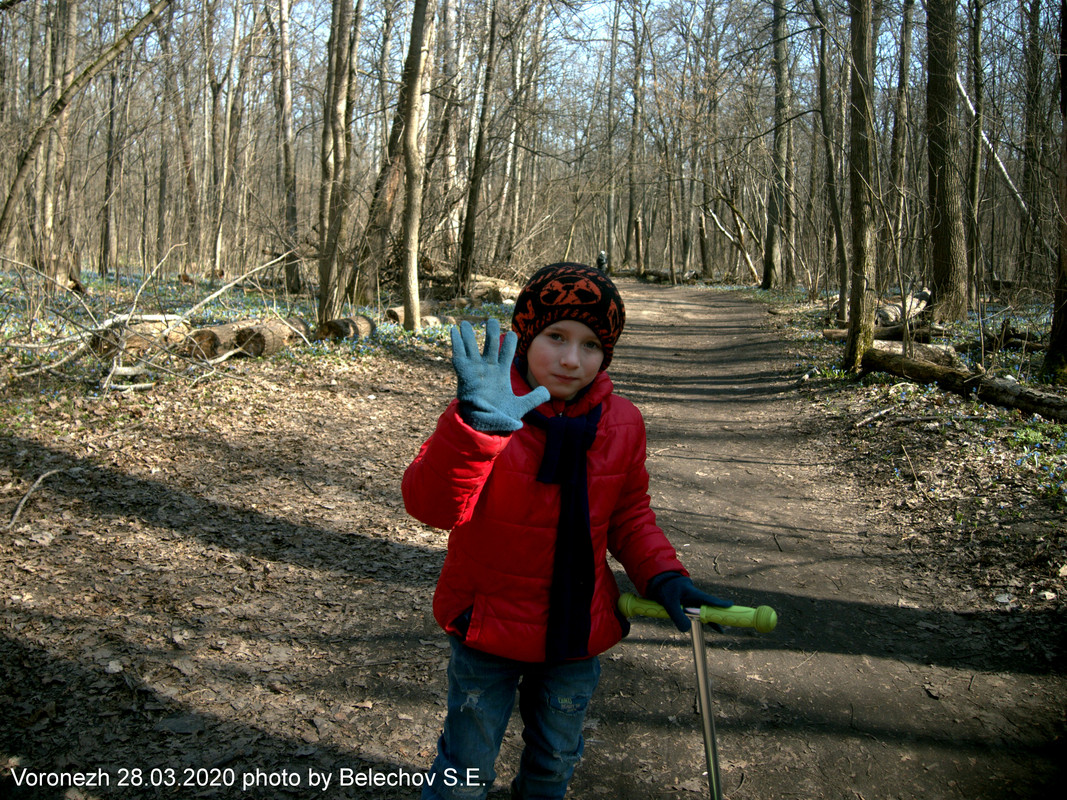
[402,367,687,662]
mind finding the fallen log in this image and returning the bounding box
[822,325,944,344]
[957,320,1047,356]
[861,347,1067,422]
[235,318,305,358]
[868,339,961,368]
[417,315,458,328]
[875,289,931,326]
[315,315,376,342]
[181,322,242,360]
[386,301,437,324]
[91,315,191,360]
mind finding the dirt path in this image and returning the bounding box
[1,281,1063,799]
[572,281,1064,800]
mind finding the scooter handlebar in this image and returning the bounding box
[618,592,778,633]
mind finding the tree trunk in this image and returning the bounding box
[842,0,877,372]
[400,0,434,332]
[605,0,621,275]
[456,0,500,296]
[153,2,199,273]
[761,0,788,290]
[98,4,121,278]
[965,0,984,307]
[624,6,645,271]
[1043,0,1067,384]
[1018,0,1045,285]
[812,0,848,321]
[885,0,914,296]
[353,0,404,306]
[317,0,363,323]
[270,0,301,294]
[926,0,969,321]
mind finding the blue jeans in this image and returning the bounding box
[422,638,601,800]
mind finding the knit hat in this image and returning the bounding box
[511,262,626,370]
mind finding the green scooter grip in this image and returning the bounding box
[618,592,778,633]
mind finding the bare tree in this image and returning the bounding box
[926,0,969,321]
[843,0,876,371]
[965,0,984,304]
[154,2,200,273]
[456,0,500,295]
[266,0,301,294]
[761,0,789,290]
[812,0,848,322]
[317,0,363,324]
[399,0,435,332]
[1043,0,1067,383]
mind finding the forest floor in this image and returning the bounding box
[1,279,1065,799]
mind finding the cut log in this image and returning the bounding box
[91,315,191,360]
[386,301,437,324]
[418,315,458,328]
[181,322,242,360]
[285,317,313,343]
[829,289,931,327]
[861,347,1067,422]
[235,318,303,358]
[315,315,376,342]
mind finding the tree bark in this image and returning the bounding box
[268,0,301,294]
[456,0,500,296]
[317,0,363,323]
[1018,0,1046,285]
[965,0,984,306]
[98,0,122,278]
[400,0,434,332]
[842,0,877,371]
[153,2,199,272]
[812,0,849,322]
[1043,0,1067,384]
[926,0,969,321]
[761,0,789,290]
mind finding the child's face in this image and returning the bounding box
[524,319,605,401]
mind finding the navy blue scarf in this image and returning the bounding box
[524,403,602,661]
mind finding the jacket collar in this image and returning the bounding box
[511,362,613,418]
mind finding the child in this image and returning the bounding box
[402,262,729,800]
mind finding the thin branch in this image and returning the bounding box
[6,470,64,532]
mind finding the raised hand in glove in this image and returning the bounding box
[645,571,732,633]
[452,318,550,433]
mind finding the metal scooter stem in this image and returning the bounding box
[688,610,723,800]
